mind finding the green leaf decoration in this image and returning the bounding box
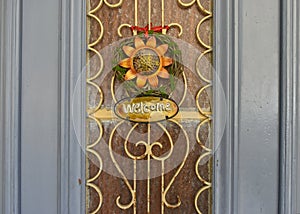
[112,33,183,98]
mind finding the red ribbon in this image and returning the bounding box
[130,23,170,38]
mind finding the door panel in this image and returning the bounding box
[237,0,280,213]
[86,0,213,213]
[1,0,299,214]
[21,0,60,213]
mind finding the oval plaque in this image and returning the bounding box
[114,96,179,123]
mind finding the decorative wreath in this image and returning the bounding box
[112,32,183,98]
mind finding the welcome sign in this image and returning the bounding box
[114,96,179,123]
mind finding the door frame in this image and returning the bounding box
[0,0,21,213]
[279,0,300,213]
[0,0,299,213]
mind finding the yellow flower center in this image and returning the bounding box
[132,48,160,76]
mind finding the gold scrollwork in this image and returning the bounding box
[109,120,189,213]
[118,24,135,37]
[178,0,212,15]
[196,84,212,117]
[116,0,183,38]
[196,14,213,50]
[86,0,105,212]
[162,119,189,211]
[87,0,213,213]
[168,23,183,37]
[177,0,196,7]
[196,49,213,84]
[104,0,123,8]
[109,121,137,212]
[196,0,212,15]
[193,0,213,212]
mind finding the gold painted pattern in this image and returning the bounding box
[176,0,214,213]
[108,120,190,213]
[86,1,105,213]
[117,0,182,37]
[86,0,213,213]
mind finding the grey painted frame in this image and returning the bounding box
[21,0,61,212]
[0,0,21,213]
[214,0,300,213]
[1,0,86,213]
[213,0,238,212]
[20,0,85,212]
[280,0,300,213]
[59,0,86,213]
[1,0,299,213]
[213,0,298,213]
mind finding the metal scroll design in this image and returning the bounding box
[177,0,214,213]
[86,1,105,213]
[117,0,183,37]
[108,121,189,213]
[86,0,213,213]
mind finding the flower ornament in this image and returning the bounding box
[118,36,173,88]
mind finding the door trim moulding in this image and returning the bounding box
[280,0,300,213]
[0,0,87,213]
[59,0,86,213]
[214,0,282,213]
[0,0,22,213]
[213,0,240,213]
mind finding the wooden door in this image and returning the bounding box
[86,0,213,213]
[3,0,298,214]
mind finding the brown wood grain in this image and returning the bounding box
[87,0,213,213]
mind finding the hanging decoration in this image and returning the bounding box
[113,29,183,99]
[112,25,183,123]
